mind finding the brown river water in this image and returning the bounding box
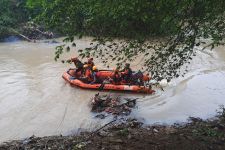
[0,38,225,142]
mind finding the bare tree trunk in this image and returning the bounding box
[10,28,34,42]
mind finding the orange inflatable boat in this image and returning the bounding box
[62,69,155,94]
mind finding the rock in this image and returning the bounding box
[153,128,159,133]
[95,114,106,119]
[99,130,109,136]
[74,142,87,149]
[109,138,123,143]
[111,145,121,150]
[22,135,35,145]
[165,127,176,134]
[127,134,132,139]
[129,120,143,128]
[22,139,32,145]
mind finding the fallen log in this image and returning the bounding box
[10,28,34,42]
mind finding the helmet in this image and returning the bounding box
[92,66,98,71]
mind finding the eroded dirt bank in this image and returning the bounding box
[1,110,225,150]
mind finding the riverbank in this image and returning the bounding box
[0,22,57,42]
[1,108,225,150]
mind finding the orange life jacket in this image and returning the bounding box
[85,69,92,81]
[143,75,150,81]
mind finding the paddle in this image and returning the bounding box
[98,82,105,91]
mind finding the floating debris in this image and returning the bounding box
[91,93,137,118]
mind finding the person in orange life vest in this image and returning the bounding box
[70,57,84,74]
[112,67,122,84]
[121,63,132,83]
[82,64,93,83]
[90,66,102,84]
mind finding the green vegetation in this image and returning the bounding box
[26,0,181,38]
[0,0,29,39]
[2,0,225,79]
[27,0,225,79]
[26,0,225,38]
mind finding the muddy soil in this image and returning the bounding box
[1,109,225,150]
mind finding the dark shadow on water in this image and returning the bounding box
[1,36,21,43]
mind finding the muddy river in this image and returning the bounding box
[0,38,225,142]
